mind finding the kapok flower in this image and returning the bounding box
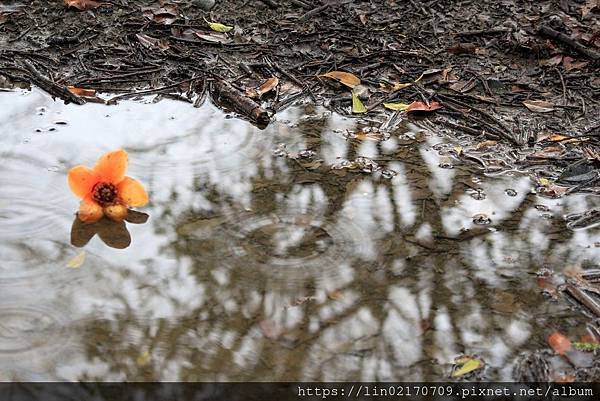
[68,149,148,223]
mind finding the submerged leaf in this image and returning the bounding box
[204,17,233,33]
[548,331,572,355]
[452,356,483,377]
[383,102,410,111]
[573,342,600,352]
[352,91,367,113]
[136,351,151,367]
[67,251,86,268]
[319,71,360,88]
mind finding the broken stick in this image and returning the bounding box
[21,60,85,105]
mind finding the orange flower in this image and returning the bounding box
[68,149,148,223]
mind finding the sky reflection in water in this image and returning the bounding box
[0,89,598,381]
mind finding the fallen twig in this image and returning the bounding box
[538,25,600,60]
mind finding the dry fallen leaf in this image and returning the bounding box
[142,5,178,25]
[194,31,231,44]
[383,102,410,111]
[452,356,484,377]
[67,86,96,97]
[475,140,498,150]
[64,0,101,10]
[246,77,279,99]
[582,0,599,17]
[523,99,554,113]
[539,54,563,67]
[327,289,344,300]
[352,90,367,113]
[319,71,360,88]
[136,33,170,50]
[548,331,572,355]
[406,101,441,113]
[379,82,412,91]
[562,56,589,72]
[204,17,233,33]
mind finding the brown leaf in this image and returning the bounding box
[529,144,565,158]
[136,33,169,50]
[562,56,589,72]
[475,140,498,150]
[194,31,231,44]
[523,99,554,113]
[327,289,344,300]
[539,54,563,67]
[406,101,441,113]
[142,5,178,25]
[548,331,572,355]
[245,77,279,99]
[319,71,360,88]
[67,86,96,97]
[582,0,599,17]
[449,78,477,93]
[64,0,101,10]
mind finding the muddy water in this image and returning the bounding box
[0,89,598,381]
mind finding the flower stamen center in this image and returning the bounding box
[92,182,117,206]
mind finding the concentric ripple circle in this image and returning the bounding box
[0,304,70,355]
[217,209,368,284]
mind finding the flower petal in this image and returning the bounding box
[94,149,128,184]
[118,176,149,207]
[78,197,104,223]
[104,204,128,222]
[68,165,99,199]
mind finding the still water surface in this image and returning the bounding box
[0,89,598,380]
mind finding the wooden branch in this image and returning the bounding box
[212,80,270,128]
[538,25,600,60]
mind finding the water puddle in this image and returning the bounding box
[0,89,598,380]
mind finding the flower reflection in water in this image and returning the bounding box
[70,210,149,249]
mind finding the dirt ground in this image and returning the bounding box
[1,0,600,382]
[3,0,599,193]
[0,3,598,117]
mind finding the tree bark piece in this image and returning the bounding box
[212,80,270,128]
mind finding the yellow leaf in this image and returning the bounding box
[136,351,151,367]
[204,17,233,33]
[452,357,483,377]
[319,71,360,88]
[538,178,551,186]
[352,91,367,113]
[379,82,412,91]
[453,146,463,156]
[383,102,410,111]
[67,251,86,269]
